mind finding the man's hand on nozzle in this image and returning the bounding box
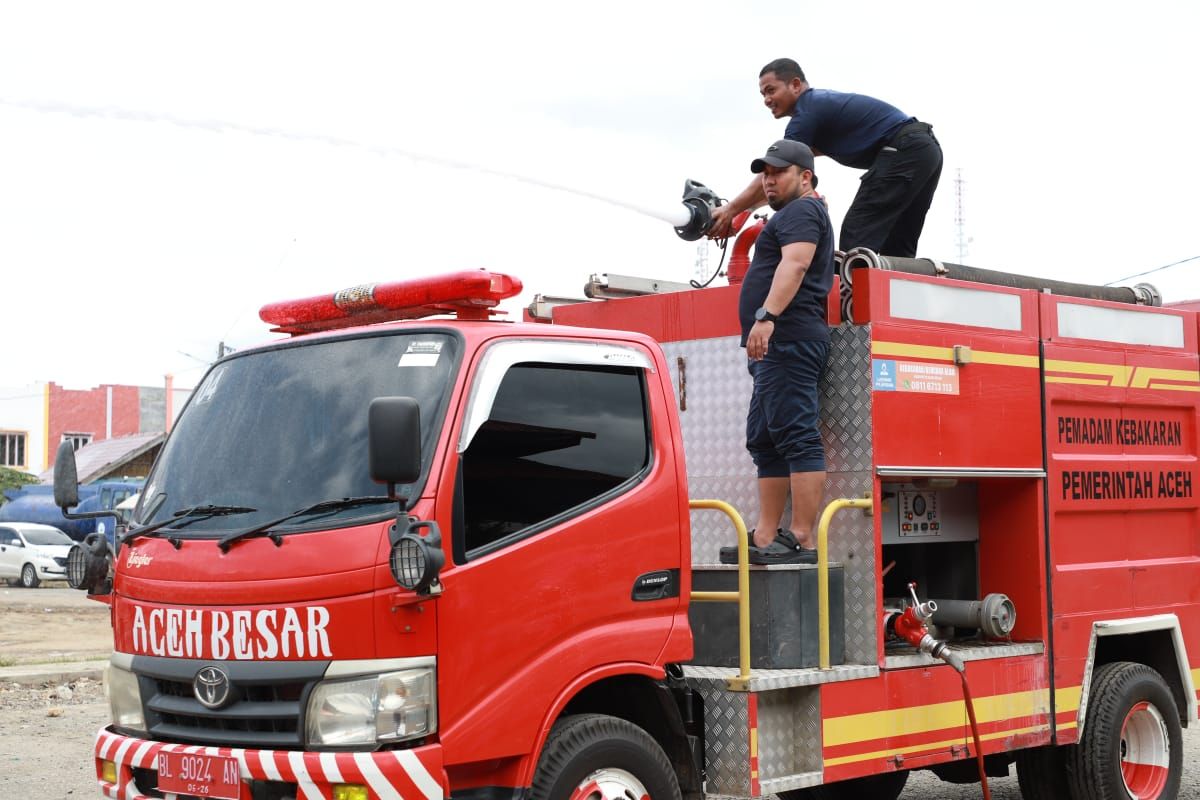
[707,203,740,240]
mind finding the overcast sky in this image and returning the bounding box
[3,1,1198,390]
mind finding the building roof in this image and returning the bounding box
[39,432,165,484]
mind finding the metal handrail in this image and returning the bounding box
[688,499,751,690]
[817,496,874,668]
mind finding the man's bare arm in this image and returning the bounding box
[746,241,816,361]
[708,177,767,239]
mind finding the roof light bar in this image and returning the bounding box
[259,271,523,335]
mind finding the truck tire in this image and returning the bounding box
[1015,744,1073,800]
[530,714,681,800]
[1067,661,1182,800]
[19,563,39,589]
[779,770,907,800]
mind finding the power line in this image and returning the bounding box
[1105,255,1200,286]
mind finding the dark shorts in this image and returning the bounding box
[746,339,829,478]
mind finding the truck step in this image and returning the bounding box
[883,639,1043,669]
[760,770,824,796]
[681,662,878,692]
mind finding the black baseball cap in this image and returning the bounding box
[751,139,816,174]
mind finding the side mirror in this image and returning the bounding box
[53,440,80,509]
[368,397,422,496]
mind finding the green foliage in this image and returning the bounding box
[0,466,40,499]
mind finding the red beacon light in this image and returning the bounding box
[258,270,523,335]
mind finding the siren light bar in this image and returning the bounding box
[259,270,524,335]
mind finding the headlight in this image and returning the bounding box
[105,664,147,734]
[305,668,436,747]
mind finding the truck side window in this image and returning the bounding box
[461,362,650,556]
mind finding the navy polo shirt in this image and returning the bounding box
[784,88,911,170]
[738,195,834,345]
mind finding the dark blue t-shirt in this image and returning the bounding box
[784,88,911,170]
[738,195,834,345]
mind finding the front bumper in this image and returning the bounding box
[95,727,446,800]
[36,563,66,580]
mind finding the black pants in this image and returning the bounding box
[840,122,943,258]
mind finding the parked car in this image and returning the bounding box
[0,522,74,588]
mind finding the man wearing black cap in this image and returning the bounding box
[710,58,942,259]
[720,139,834,566]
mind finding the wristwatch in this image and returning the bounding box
[754,307,778,323]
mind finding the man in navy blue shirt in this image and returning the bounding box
[720,139,834,566]
[711,58,942,259]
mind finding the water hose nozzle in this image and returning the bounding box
[674,179,721,241]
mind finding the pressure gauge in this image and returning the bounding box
[912,494,927,517]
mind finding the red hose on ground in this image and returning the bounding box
[960,671,992,800]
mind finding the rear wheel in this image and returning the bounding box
[19,563,39,588]
[1068,661,1182,800]
[530,714,681,800]
[779,770,908,800]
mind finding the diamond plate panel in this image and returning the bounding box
[667,327,878,665]
[664,326,873,478]
[687,681,751,796]
[663,337,750,478]
[820,326,873,475]
[758,687,822,778]
[686,476,761,564]
[823,471,876,665]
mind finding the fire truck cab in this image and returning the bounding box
[57,261,1198,800]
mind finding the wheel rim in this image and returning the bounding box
[568,768,650,800]
[21,566,34,586]
[1120,701,1170,799]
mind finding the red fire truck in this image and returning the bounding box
[56,248,1197,800]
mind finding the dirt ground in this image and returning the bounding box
[0,584,113,666]
[0,678,109,796]
[0,585,113,797]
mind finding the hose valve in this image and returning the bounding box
[907,582,936,621]
[885,582,965,673]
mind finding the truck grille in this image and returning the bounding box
[132,655,328,749]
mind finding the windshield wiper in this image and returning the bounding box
[217,496,397,552]
[125,505,258,546]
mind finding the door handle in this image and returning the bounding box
[631,569,680,601]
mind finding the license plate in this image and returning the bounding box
[157,750,244,799]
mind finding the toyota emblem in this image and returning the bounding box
[193,666,232,709]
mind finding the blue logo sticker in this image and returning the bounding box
[873,359,896,391]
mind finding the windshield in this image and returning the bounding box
[137,331,460,534]
[25,529,72,546]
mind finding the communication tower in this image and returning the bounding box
[955,168,969,263]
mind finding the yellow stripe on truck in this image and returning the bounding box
[824,722,1051,767]
[871,341,1200,391]
[824,689,1051,747]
